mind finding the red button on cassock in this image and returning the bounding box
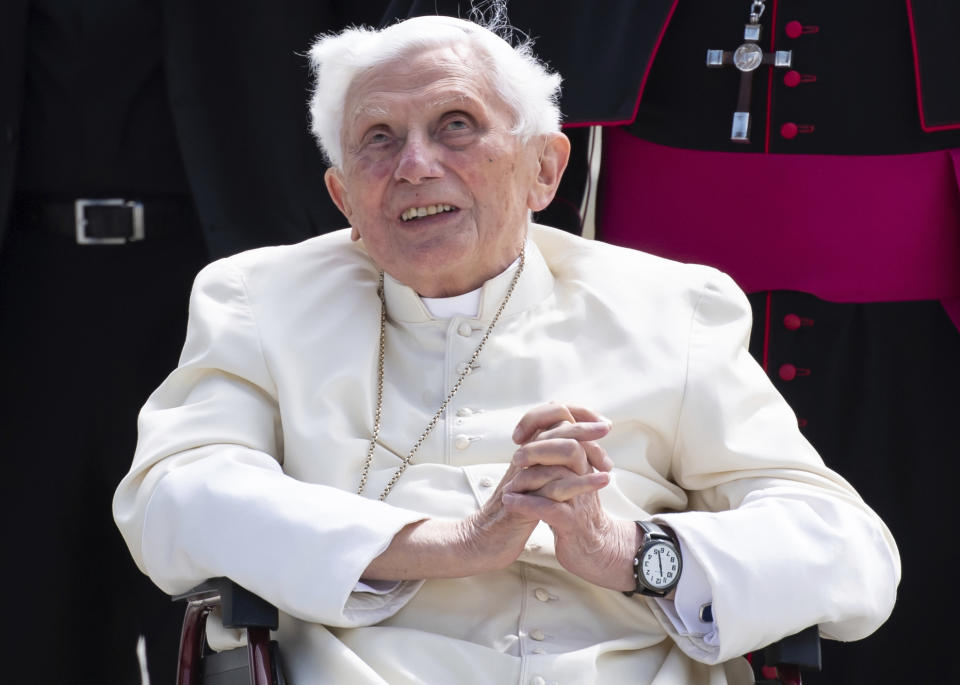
[783,314,802,330]
[785,21,803,39]
[783,70,801,88]
[779,363,797,381]
[780,122,799,139]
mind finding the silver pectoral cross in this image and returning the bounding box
[706,22,792,143]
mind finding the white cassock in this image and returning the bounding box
[114,224,899,684]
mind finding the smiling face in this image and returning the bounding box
[324,43,569,297]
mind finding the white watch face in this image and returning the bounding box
[641,541,680,590]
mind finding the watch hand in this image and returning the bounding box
[658,552,663,575]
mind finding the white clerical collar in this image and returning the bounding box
[420,289,482,319]
[418,250,524,319]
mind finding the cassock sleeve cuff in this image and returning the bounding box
[651,533,720,649]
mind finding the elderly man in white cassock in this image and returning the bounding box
[114,11,899,684]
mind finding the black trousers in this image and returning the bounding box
[0,222,209,684]
[747,291,960,684]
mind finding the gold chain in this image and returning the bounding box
[357,246,526,501]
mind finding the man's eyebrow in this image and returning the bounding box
[348,91,481,122]
[430,92,475,110]
[351,103,390,120]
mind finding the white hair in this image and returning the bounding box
[307,13,563,169]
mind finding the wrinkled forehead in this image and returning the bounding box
[343,43,504,122]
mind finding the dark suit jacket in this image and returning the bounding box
[0,1,388,258]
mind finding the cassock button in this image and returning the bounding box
[479,477,494,487]
[456,407,474,417]
[780,122,799,139]
[783,70,801,88]
[530,628,546,641]
[455,435,472,449]
[785,20,803,39]
[779,363,797,381]
[457,322,473,337]
[783,313,802,330]
[531,677,546,685]
[531,648,545,655]
[534,587,550,602]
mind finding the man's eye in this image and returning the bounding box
[445,119,469,131]
[366,131,390,145]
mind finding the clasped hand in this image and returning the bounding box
[364,403,638,592]
[469,403,638,592]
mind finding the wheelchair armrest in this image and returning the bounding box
[763,625,822,671]
[173,578,281,685]
[173,577,279,630]
[754,626,822,685]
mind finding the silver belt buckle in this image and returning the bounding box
[74,199,145,245]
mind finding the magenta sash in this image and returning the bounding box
[598,127,960,308]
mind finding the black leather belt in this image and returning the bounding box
[11,196,199,244]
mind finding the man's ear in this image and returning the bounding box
[527,132,571,212]
[325,167,361,240]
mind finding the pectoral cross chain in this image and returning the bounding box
[707,21,793,143]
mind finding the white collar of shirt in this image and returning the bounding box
[420,289,483,319]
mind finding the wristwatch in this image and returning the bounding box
[624,520,682,598]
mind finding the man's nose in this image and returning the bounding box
[394,135,443,184]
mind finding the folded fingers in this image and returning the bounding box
[504,465,610,501]
[513,437,612,474]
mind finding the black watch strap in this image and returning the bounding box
[639,520,672,543]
